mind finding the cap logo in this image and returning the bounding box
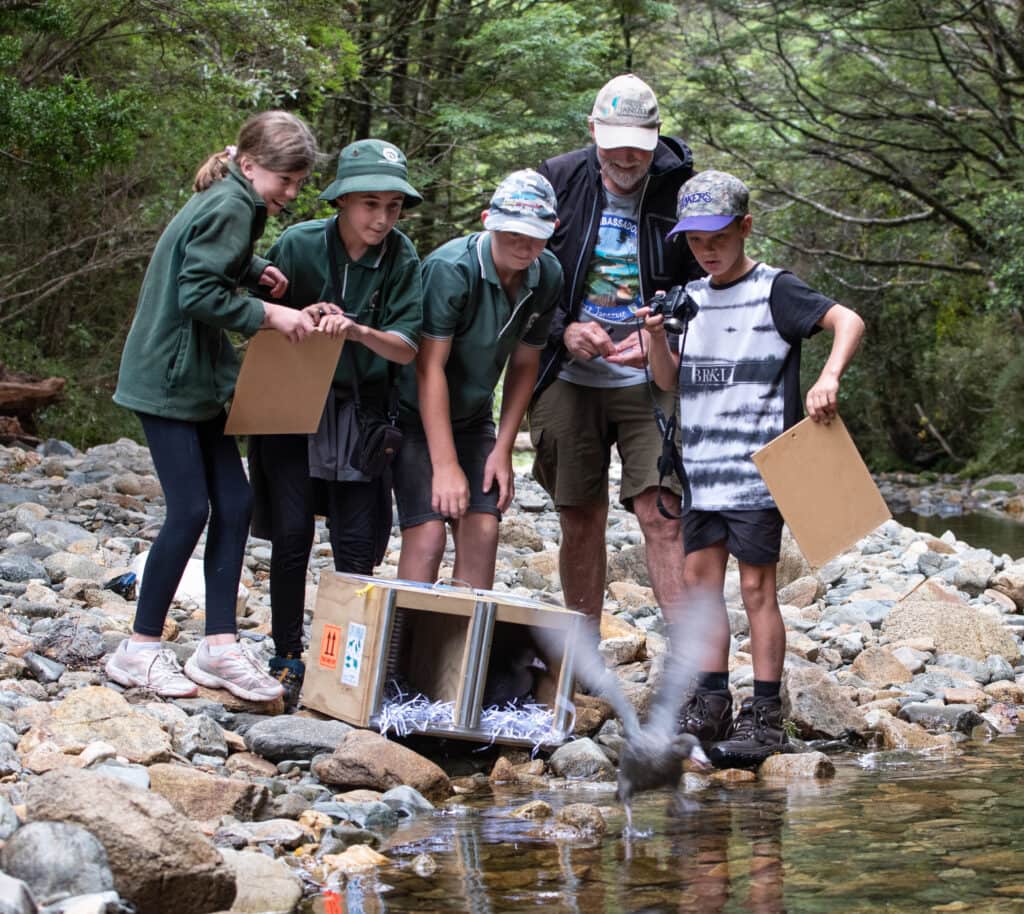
[381,147,400,163]
[682,191,714,208]
[611,96,655,119]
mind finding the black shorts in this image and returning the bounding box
[393,416,500,528]
[682,508,784,565]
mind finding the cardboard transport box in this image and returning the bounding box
[302,572,585,748]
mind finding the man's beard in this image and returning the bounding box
[601,160,646,192]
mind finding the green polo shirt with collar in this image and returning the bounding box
[399,231,562,430]
[265,217,422,406]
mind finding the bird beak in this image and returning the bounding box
[689,745,711,770]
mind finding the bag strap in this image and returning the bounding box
[324,217,401,421]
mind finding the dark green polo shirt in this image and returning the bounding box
[399,231,562,428]
[266,218,422,405]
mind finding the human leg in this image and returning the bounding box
[451,512,499,589]
[196,412,253,638]
[397,521,448,583]
[255,434,315,658]
[631,487,686,622]
[530,380,612,620]
[326,478,389,575]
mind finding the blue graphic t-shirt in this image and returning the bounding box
[559,188,647,388]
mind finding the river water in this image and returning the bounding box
[893,510,1024,560]
[302,734,1024,914]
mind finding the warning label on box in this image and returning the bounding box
[341,621,367,687]
[318,624,341,670]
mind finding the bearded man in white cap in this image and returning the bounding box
[530,74,702,630]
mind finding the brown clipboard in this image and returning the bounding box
[224,330,344,435]
[751,415,890,567]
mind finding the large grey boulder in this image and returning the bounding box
[243,715,352,762]
[23,769,235,914]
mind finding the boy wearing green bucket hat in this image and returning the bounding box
[248,138,423,706]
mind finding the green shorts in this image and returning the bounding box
[529,378,681,511]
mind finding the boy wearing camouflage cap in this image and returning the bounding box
[642,170,865,768]
[395,169,563,588]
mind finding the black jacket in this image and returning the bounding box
[534,136,702,393]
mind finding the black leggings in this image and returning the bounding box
[255,433,390,656]
[133,411,252,637]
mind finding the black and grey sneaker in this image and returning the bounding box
[708,695,788,769]
[269,654,305,711]
[679,688,734,746]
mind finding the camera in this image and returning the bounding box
[647,286,699,334]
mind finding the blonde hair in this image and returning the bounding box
[193,111,319,192]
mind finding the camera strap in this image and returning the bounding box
[637,318,693,521]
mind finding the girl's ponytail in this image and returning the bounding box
[192,112,318,193]
[193,146,237,193]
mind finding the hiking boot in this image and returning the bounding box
[679,688,734,745]
[269,654,305,710]
[709,695,789,769]
[185,638,285,703]
[105,640,198,698]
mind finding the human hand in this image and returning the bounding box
[482,447,514,512]
[258,265,289,299]
[316,308,354,340]
[263,303,315,343]
[635,305,667,336]
[563,321,615,361]
[301,302,342,327]
[432,462,470,518]
[806,374,840,423]
[606,328,651,367]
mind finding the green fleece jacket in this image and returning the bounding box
[114,162,270,421]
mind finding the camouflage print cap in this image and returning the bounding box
[589,74,661,152]
[667,170,749,236]
[483,169,558,240]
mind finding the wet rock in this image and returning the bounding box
[1,821,113,905]
[899,702,984,733]
[850,646,914,687]
[17,686,171,765]
[489,756,517,783]
[758,752,835,779]
[862,710,958,752]
[555,802,606,835]
[321,844,390,874]
[782,665,864,739]
[217,849,303,914]
[881,600,1020,663]
[242,715,352,762]
[511,800,552,819]
[23,768,235,914]
[311,800,398,831]
[411,853,437,877]
[147,764,270,821]
[311,730,451,802]
[380,785,434,818]
[548,737,616,780]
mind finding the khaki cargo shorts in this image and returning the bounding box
[529,378,681,511]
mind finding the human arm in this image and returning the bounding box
[805,304,865,422]
[416,336,469,518]
[484,344,541,511]
[314,313,417,363]
[638,306,681,391]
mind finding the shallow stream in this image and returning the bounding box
[301,734,1024,914]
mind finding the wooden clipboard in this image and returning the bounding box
[224,330,344,435]
[751,415,890,566]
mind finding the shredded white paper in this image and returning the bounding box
[377,680,573,754]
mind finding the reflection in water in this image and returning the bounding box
[304,735,1024,913]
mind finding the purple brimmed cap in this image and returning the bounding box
[668,170,749,237]
[589,74,661,152]
[483,169,558,240]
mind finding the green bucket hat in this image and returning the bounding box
[319,138,422,208]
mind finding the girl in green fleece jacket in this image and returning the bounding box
[108,111,325,701]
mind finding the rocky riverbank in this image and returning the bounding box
[0,438,1022,914]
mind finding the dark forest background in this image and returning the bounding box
[3,0,1022,474]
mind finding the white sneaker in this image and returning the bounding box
[105,640,198,698]
[184,639,285,702]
